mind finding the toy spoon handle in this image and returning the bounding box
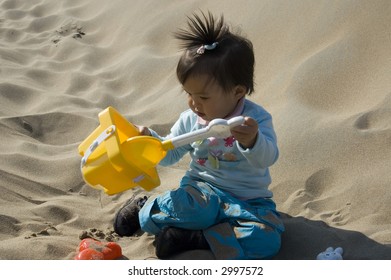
[227,116,246,128]
[166,116,245,149]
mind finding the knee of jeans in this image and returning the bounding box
[261,231,282,258]
[171,186,219,224]
[236,222,282,259]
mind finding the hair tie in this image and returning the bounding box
[196,42,218,54]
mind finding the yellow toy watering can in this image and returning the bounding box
[78,106,244,195]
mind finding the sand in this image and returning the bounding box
[0,0,390,260]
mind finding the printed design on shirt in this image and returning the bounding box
[208,137,220,146]
[208,149,223,169]
[194,140,203,146]
[196,158,207,166]
[223,152,237,161]
[193,136,239,169]
[224,136,235,147]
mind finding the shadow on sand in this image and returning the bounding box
[274,213,391,260]
[169,213,391,260]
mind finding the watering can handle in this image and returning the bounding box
[169,116,245,148]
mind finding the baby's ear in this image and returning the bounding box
[234,85,247,99]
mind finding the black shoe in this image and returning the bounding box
[155,227,209,259]
[113,196,148,237]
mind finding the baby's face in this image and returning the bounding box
[183,75,244,121]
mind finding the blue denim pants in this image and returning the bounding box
[139,176,284,259]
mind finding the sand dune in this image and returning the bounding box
[0,0,390,260]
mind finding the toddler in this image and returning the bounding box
[114,11,284,260]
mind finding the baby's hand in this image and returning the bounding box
[230,117,258,149]
[135,125,152,136]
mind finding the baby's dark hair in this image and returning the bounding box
[174,11,255,95]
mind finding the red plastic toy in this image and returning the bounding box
[75,238,122,260]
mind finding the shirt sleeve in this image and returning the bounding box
[236,111,279,169]
[148,115,192,166]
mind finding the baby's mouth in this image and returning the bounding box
[195,111,206,118]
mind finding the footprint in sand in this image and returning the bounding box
[304,168,335,198]
[0,215,21,236]
[24,223,58,239]
[79,228,120,242]
[2,112,96,145]
[32,204,73,225]
[354,109,391,132]
[287,169,335,204]
[52,23,85,45]
[286,169,352,226]
[354,93,391,132]
[319,204,351,226]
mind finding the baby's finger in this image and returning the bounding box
[135,125,152,136]
[231,117,258,134]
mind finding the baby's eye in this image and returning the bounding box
[200,97,209,100]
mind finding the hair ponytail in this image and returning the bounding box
[175,11,255,95]
[174,11,228,50]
